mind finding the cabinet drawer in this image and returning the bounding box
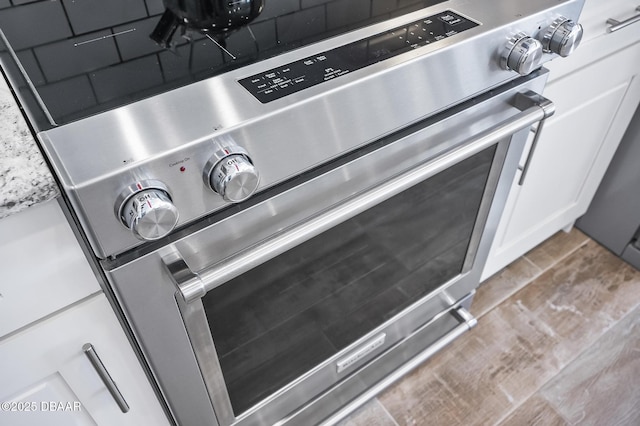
[580,0,640,44]
[0,200,100,337]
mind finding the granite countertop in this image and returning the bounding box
[0,79,59,220]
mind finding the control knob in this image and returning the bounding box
[116,180,179,241]
[203,145,260,203]
[500,32,543,76]
[541,17,583,57]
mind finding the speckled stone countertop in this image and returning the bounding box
[0,79,59,220]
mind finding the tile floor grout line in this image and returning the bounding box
[525,234,590,276]
[374,398,401,426]
[492,392,570,426]
[522,234,590,272]
[520,254,543,272]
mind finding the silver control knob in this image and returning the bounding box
[500,32,543,76]
[116,180,179,241]
[541,17,583,57]
[203,145,260,203]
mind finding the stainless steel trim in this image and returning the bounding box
[82,343,130,413]
[607,7,640,32]
[165,93,553,304]
[515,91,556,185]
[459,136,509,275]
[299,306,477,426]
[174,296,235,426]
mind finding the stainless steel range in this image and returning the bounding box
[0,0,584,425]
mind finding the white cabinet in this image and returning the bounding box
[482,0,640,280]
[0,201,171,426]
[0,200,100,336]
[0,294,171,426]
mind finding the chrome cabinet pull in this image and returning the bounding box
[164,91,554,304]
[607,7,640,32]
[83,343,130,413]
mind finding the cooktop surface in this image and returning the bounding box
[0,0,447,129]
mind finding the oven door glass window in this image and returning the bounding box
[201,146,496,415]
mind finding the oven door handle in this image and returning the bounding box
[163,91,555,303]
[515,91,555,186]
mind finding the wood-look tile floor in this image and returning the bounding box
[338,229,640,426]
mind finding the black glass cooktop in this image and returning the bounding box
[0,0,447,129]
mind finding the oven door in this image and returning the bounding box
[106,71,553,426]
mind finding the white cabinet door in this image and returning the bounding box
[482,39,640,280]
[0,294,170,426]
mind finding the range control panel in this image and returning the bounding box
[239,11,479,103]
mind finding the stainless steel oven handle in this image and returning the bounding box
[515,91,555,186]
[164,91,554,303]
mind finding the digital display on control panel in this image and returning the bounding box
[239,11,478,103]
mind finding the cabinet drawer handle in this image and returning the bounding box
[607,7,640,32]
[83,343,130,413]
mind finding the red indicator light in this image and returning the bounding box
[180,166,186,172]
